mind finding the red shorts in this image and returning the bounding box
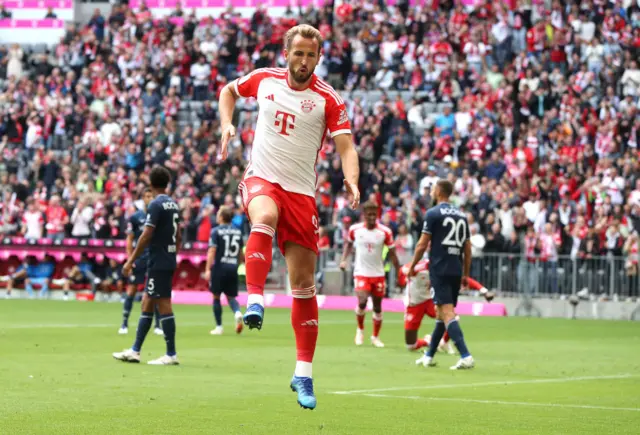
[240,176,319,255]
[354,276,386,298]
[404,299,436,330]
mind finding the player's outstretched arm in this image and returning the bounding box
[334,134,360,209]
[218,83,239,161]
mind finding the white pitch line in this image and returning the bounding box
[360,394,640,413]
[331,374,637,395]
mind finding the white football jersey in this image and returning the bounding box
[401,260,431,307]
[348,222,395,278]
[234,68,351,198]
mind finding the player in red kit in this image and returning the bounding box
[218,24,360,410]
[397,259,493,353]
[340,201,400,348]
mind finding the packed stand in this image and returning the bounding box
[0,0,639,298]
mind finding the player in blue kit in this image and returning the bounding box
[205,206,245,335]
[118,188,162,336]
[4,255,55,299]
[408,180,475,370]
[113,166,182,365]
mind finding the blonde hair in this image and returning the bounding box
[284,24,323,53]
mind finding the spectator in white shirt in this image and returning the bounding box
[200,33,219,62]
[71,199,94,239]
[190,56,211,101]
[22,200,44,240]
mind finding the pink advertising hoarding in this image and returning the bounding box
[172,291,508,316]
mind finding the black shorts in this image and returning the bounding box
[145,270,174,299]
[128,266,147,286]
[430,274,462,307]
[210,268,239,298]
[72,274,90,285]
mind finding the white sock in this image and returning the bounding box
[294,361,312,378]
[247,294,264,306]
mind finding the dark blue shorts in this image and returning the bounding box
[430,274,461,307]
[128,265,147,286]
[210,267,239,298]
[145,270,174,299]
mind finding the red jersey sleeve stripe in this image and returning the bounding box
[316,78,344,103]
[314,80,344,105]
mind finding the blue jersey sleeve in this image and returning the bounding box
[422,210,437,235]
[145,202,161,228]
[126,214,135,235]
[209,228,218,248]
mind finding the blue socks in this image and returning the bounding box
[426,320,446,358]
[446,319,471,358]
[154,305,161,329]
[160,313,177,356]
[213,298,223,326]
[122,295,135,328]
[228,297,240,314]
[132,311,153,352]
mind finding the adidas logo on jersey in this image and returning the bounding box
[265,94,274,101]
[248,252,266,261]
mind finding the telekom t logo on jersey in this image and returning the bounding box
[274,110,296,136]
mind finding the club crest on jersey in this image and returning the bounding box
[301,99,316,113]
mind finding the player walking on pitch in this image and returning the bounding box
[205,206,245,335]
[408,180,475,370]
[397,258,492,352]
[340,201,400,348]
[218,24,360,410]
[113,166,182,365]
[119,187,163,336]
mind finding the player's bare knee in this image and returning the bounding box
[289,275,316,298]
[439,305,455,323]
[252,213,278,230]
[248,198,278,229]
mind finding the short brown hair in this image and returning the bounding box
[436,179,454,198]
[218,205,233,223]
[284,24,323,53]
[362,200,378,211]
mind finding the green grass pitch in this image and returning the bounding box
[1,300,640,434]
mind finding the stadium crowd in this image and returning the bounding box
[0,0,640,296]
